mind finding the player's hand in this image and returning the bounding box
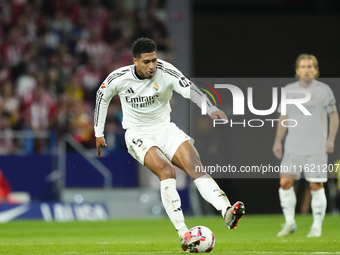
[96,137,107,157]
[272,141,282,159]
[210,110,228,122]
[326,139,334,154]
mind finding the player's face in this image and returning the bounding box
[295,59,318,80]
[133,52,158,79]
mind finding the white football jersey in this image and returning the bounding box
[94,59,217,137]
[278,80,336,155]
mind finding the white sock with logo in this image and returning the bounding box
[194,175,231,217]
[279,187,296,224]
[311,187,327,230]
[160,178,188,237]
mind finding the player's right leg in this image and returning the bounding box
[305,154,328,237]
[277,153,303,237]
[306,182,326,237]
[125,129,199,251]
[277,175,297,237]
[144,146,200,251]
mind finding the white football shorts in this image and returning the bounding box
[280,153,328,183]
[125,122,191,165]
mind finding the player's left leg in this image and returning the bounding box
[308,182,326,237]
[305,154,328,237]
[171,140,245,229]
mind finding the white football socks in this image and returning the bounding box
[160,178,188,237]
[279,187,296,224]
[311,187,327,229]
[194,175,231,217]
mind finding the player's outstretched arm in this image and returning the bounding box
[326,110,339,154]
[96,137,107,157]
[273,115,288,159]
[166,61,228,122]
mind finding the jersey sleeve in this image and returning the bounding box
[94,77,118,137]
[168,66,218,115]
[323,85,337,114]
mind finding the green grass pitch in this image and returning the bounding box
[0,215,339,254]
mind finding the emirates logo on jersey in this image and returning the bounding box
[126,94,159,109]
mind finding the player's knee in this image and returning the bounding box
[280,179,293,189]
[189,161,206,180]
[158,165,176,180]
[309,182,323,191]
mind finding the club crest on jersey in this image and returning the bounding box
[153,82,159,92]
[101,82,107,89]
[142,145,147,152]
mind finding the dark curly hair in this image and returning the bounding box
[132,37,157,58]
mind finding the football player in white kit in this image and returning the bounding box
[273,54,339,237]
[94,38,245,250]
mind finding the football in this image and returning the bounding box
[189,226,215,253]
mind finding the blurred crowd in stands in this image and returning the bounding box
[0,0,173,154]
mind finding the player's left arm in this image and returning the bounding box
[327,108,339,154]
[171,72,228,121]
[324,85,339,154]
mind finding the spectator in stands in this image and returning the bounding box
[64,74,84,102]
[50,9,73,42]
[86,0,108,35]
[58,43,74,85]
[0,0,170,153]
[46,67,63,97]
[22,84,58,153]
[1,27,27,81]
[69,10,90,53]
[0,55,11,84]
[103,37,133,75]
[76,55,103,102]
[0,80,20,129]
[0,111,15,154]
[69,100,94,148]
[15,46,40,99]
[76,27,108,68]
